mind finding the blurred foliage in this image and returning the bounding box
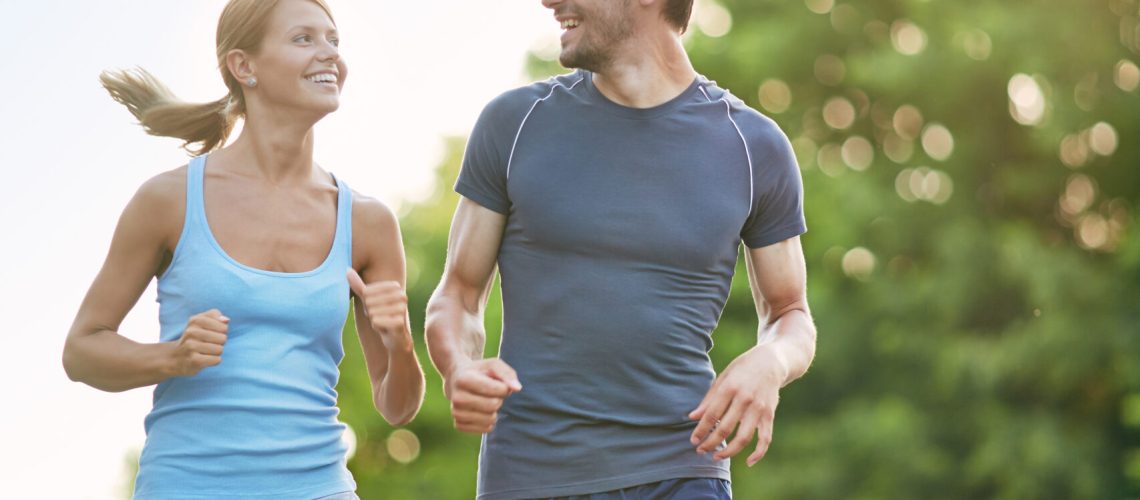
[333,0,1140,499]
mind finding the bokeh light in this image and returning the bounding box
[804,0,834,15]
[896,169,918,202]
[1059,133,1091,168]
[1008,74,1047,126]
[758,79,793,114]
[823,97,856,130]
[891,20,927,55]
[842,247,876,281]
[958,29,993,60]
[940,180,956,206]
[386,429,421,464]
[1074,73,1099,112]
[842,136,874,171]
[921,123,954,161]
[1059,122,1116,168]
[896,167,953,204]
[923,170,954,205]
[1060,174,1097,216]
[892,105,924,140]
[1088,122,1118,156]
[830,4,862,34]
[1115,59,1140,91]
[815,54,846,86]
[883,132,915,164]
[1077,213,1110,250]
[695,0,733,38]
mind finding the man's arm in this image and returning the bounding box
[689,236,817,466]
[425,198,522,434]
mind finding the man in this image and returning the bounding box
[425,0,817,498]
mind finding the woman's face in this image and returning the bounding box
[249,0,346,117]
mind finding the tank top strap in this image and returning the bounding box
[157,155,209,282]
[185,155,207,229]
[330,173,353,266]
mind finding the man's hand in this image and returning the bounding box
[688,345,787,466]
[445,359,522,434]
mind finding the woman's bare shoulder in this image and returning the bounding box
[120,164,190,247]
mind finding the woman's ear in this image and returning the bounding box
[226,49,257,86]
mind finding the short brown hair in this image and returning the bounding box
[663,0,695,34]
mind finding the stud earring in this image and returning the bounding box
[247,77,258,87]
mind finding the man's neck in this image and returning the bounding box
[591,31,697,109]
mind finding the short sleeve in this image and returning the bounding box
[739,114,807,248]
[455,95,518,215]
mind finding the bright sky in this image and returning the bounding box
[0,1,554,497]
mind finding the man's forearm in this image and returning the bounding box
[757,308,817,387]
[425,293,486,387]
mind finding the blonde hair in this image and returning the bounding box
[100,0,335,155]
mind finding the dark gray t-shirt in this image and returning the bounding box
[456,70,806,499]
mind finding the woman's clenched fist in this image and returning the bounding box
[170,309,228,377]
[348,268,412,353]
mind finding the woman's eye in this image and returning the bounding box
[329,37,340,47]
[293,35,312,43]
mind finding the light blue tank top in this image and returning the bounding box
[134,155,356,499]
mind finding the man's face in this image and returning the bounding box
[542,0,634,72]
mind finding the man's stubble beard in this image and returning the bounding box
[559,2,634,73]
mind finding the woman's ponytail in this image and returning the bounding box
[100,68,235,155]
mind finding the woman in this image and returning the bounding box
[61,0,425,497]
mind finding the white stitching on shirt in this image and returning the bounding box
[506,76,586,180]
[701,83,755,210]
[723,100,755,209]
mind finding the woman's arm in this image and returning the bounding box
[349,194,425,426]
[63,168,225,391]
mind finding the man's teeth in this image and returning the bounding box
[561,19,580,29]
[307,74,337,83]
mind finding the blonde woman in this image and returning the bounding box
[61,0,424,497]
